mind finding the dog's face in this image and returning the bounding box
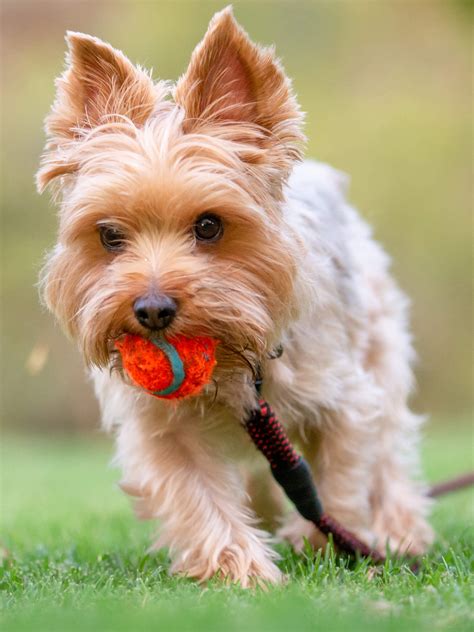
[37,8,304,372]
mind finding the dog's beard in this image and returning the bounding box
[74,268,278,380]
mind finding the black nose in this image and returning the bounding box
[133,294,177,331]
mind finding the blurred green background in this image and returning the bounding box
[1,0,472,432]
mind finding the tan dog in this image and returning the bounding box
[37,7,433,586]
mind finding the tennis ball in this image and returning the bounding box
[115,334,218,400]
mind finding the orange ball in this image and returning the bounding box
[115,334,218,400]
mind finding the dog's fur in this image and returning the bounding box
[37,7,433,586]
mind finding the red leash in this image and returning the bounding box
[245,397,385,563]
[428,472,474,498]
[244,392,473,564]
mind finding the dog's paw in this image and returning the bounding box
[278,511,381,558]
[277,512,325,552]
[373,516,434,557]
[215,547,283,588]
[171,544,282,588]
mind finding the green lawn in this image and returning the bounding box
[1,422,472,632]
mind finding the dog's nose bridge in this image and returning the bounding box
[135,230,192,277]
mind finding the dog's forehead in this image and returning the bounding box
[69,114,264,230]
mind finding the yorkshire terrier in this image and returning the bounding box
[37,7,433,586]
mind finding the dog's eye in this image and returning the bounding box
[194,214,223,242]
[99,225,126,252]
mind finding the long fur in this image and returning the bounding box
[37,7,433,586]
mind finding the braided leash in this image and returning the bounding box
[245,397,385,563]
[244,364,473,564]
[428,472,474,498]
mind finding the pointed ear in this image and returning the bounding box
[174,7,303,167]
[37,32,159,191]
[49,32,157,138]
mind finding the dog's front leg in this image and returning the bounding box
[116,417,282,587]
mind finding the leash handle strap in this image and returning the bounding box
[272,457,323,523]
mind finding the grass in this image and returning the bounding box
[1,422,473,632]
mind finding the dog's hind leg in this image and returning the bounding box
[369,405,434,555]
[360,267,434,555]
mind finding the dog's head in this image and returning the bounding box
[37,7,304,373]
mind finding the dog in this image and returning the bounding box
[37,7,433,586]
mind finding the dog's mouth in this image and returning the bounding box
[107,327,261,391]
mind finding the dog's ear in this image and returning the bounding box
[174,7,304,172]
[37,33,158,191]
[48,32,157,137]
